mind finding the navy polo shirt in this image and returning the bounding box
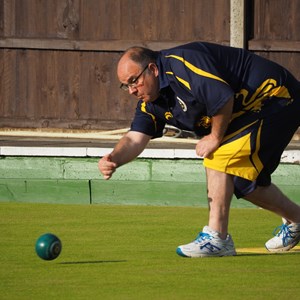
[130,42,299,138]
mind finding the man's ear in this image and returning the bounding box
[148,63,159,77]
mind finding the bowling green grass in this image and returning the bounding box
[1,202,300,300]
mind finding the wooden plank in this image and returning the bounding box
[79,0,120,40]
[0,49,137,130]
[57,0,80,39]
[253,0,300,41]
[12,0,79,39]
[2,0,16,37]
[249,40,300,52]
[0,50,17,117]
[0,0,3,36]
[0,38,223,51]
[2,0,230,43]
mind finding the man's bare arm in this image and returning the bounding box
[98,131,151,179]
[196,97,234,158]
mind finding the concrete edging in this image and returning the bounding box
[0,156,299,207]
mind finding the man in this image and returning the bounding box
[98,42,300,257]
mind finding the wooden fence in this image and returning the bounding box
[0,0,299,130]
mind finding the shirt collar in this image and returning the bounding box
[156,54,169,90]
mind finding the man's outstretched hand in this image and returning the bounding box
[98,154,118,180]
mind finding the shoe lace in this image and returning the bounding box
[194,232,212,243]
[273,223,292,246]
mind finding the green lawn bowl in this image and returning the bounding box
[35,233,62,261]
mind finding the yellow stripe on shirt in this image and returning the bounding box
[165,54,228,85]
[141,102,157,131]
[166,71,191,90]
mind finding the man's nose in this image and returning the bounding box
[128,85,138,94]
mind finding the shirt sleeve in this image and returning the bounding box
[130,100,165,139]
[166,48,235,116]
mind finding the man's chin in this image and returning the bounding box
[139,97,150,102]
[140,96,157,103]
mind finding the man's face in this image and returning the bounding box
[117,55,160,103]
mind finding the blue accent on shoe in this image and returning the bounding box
[195,232,212,243]
[176,247,189,257]
[273,223,293,247]
[200,242,221,252]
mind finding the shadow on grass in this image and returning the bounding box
[59,260,127,265]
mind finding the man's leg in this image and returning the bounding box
[206,167,234,239]
[244,183,300,252]
[176,167,236,257]
[243,183,300,223]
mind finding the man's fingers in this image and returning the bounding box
[98,155,118,180]
[103,174,112,180]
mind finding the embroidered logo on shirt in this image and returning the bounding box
[197,116,211,128]
[176,96,187,112]
[165,112,173,120]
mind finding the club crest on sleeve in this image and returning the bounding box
[165,112,173,120]
[197,116,211,128]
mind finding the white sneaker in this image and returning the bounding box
[265,219,300,252]
[176,226,237,258]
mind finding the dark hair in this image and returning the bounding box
[122,47,158,67]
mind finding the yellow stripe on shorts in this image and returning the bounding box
[203,121,264,181]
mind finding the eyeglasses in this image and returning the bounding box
[120,65,148,91]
